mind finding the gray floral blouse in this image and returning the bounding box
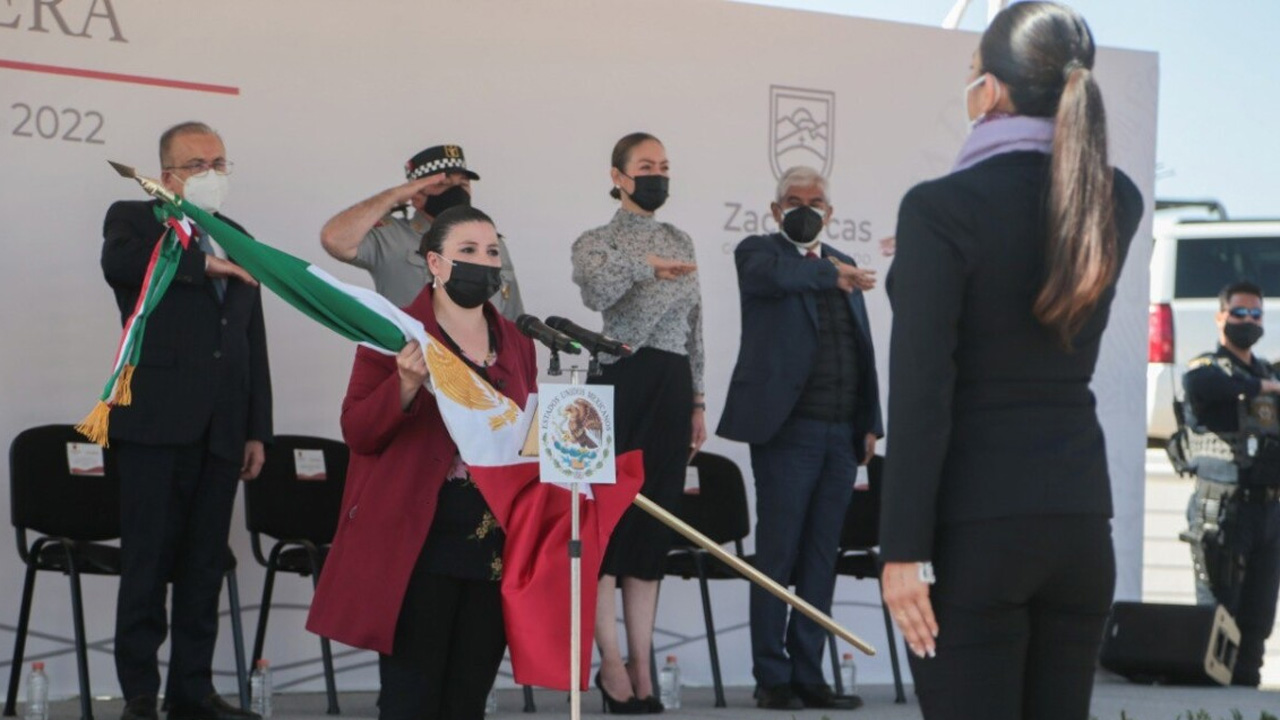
[570,208,705,393]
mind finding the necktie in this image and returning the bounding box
[805,250,819,260]
[195,230,227,302]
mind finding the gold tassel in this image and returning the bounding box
[75,401,111,447]
[115,364,135,407]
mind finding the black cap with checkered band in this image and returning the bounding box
[404,144,480,181]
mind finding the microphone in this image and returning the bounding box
[546,316,633,357]
[516,314,582,354]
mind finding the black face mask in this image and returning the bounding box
[625,174,669,212]
[1225,322,1264,350]
[423,185,471,218]
[781,206,825,246]
[438,257,502,309]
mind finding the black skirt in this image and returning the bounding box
[592,348,693,580]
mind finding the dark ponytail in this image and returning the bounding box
[981,2,1116,347]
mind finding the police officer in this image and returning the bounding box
[1182,280,1280,687]
[320,144,524,317]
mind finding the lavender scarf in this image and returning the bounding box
[952,114,1055,173]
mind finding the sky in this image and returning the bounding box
[737,0,1280,219]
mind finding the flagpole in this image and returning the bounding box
[631,494,877,656]
[568,366,584,720]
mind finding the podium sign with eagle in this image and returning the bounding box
[538,384,617,485]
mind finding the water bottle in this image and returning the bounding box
[657,655,680,710]
[839,652,857,695]
[24,662,48,720]
[484,683,498,715]
[249,659,272,719]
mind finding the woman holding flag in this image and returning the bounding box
[307,205,538,720]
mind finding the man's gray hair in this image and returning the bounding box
[159,121,219,166]
[775,166,828,203]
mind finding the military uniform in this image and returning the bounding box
[351,211,524,318]
[1182,345,1280,686]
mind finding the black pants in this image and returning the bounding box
[908,516,1115,720]
[1216,496,1280,686]
[114,440,239,706]
[378,550,506,720]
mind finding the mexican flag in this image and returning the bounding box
[81,192,643,690]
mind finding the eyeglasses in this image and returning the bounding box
[164,160,233,175]
[1227,307,1264,320]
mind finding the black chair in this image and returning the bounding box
[5,425,249,720]
[662,451,752,708]
[243,435,348,715]
[826,455,906,703]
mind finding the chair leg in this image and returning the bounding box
[5,563,40,717]
[521,685,536,713]
[827,633,841,694]
[224,568,250,711]
[306,550,340,716]
[251,567,277,667]
[877,584,906,704]
[66,562,95,720]
[693,553,726,708]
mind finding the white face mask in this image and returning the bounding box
[963,73,990,129]
[182,170,230,213]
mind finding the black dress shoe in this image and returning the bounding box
[122,696,158,720]
[594,671,647,715]
[168,694,261,720]
[792,683,863,710]
[755,684,803,710]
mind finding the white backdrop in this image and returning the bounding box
[0,0,1157,698]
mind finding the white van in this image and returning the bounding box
[1147,201,1280,440]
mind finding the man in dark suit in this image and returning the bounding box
[101,122,271,720]
[718,166,882,711]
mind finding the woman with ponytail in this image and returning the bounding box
[878,3,1144,718]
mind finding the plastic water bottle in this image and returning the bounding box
[658,655,680,710]
[24,662,48,720]
[839,652,858,695]
[249,659,272,719]
[484,683,498,715]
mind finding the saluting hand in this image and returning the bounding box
[397,341,429,410]
[834,261,876,293]
[206,255,258,287]
[648,254,697,280]
[882,561,939,659]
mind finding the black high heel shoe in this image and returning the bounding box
[595,671,647,715]
[636,695,664,714]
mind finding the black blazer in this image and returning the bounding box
[716,233,882,459]
[100,200,273,461]
[880,152,1144,561]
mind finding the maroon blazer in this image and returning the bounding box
[306,290,537,653]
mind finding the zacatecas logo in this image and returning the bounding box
[0,0,127,42]
[770,85,834,180]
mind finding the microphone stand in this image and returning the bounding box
[567,352,601,720]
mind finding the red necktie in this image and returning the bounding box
[805,250,819,260]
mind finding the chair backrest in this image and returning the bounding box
[9,424,121,541]
[839,455,883,551]
[244,435,348,545]
[671,451,751,547]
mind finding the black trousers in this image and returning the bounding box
[114,440,239,706]
[908,516,1115,720]
[1216,496,1280,686]
[378,549,506,720]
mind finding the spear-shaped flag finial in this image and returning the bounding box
[107,160,178,204]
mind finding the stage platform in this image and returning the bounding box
[39,673,1279,720]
